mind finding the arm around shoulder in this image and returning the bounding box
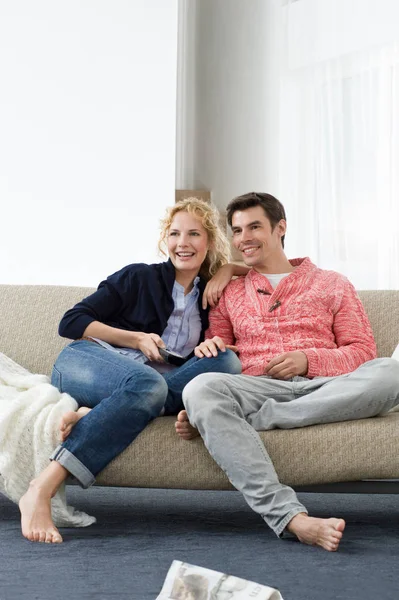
[202,263,250,309]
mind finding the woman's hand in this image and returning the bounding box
[194,336,238,358]
[202,264,235,309]
[135,332,166,362]
[202,263,250,309]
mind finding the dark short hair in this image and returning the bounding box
[226,192,286,248]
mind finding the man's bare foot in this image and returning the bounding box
[59,406,91,441]
[19,481,63,543]
[175,410,200,440]
[287,513,346,551]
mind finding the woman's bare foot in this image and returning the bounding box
[19,480,63,543]
[59,406,91,441]
[175,410,200,440]
[287,513,346,551]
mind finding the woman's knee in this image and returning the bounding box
[217,348,242,374]
[51,345,111,404]
[125,368,168,414]
[148,376,169,414]
[51,346,91,393]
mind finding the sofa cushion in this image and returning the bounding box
[96,412,399,489]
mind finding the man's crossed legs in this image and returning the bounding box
[177,358,399,551]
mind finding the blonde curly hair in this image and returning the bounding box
[158,197,231,280]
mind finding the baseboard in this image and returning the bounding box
[294,480,399,494]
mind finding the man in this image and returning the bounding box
[175,192,399,551]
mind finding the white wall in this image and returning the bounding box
[176,0,282,210]
[0,1,178,285]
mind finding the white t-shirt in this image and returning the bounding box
[261,272,290,289]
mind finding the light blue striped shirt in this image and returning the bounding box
[161,277,201,357]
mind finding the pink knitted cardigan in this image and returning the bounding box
[207,257,377,378]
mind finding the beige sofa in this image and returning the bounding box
[1,284,398,493]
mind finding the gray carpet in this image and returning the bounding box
[0,487,398,600]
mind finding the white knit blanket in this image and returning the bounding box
[0,352,96,527]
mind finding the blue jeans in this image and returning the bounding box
[50,340,241,488]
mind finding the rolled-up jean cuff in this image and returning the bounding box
[50,445,96,489]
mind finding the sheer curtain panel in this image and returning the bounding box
[277,0,399,289]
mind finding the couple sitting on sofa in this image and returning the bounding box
[20,193,399,551]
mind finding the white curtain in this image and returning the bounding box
[277,0,399,289]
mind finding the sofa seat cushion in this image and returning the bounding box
[97,412,399,489]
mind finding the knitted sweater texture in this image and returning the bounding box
[207,257,377,378]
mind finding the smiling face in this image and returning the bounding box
[231,205,286,271]
[167,210,210,282]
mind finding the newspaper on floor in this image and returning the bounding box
[156,560,283,600]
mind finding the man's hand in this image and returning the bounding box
[195,336,238,358]
[264,351,308,380]
[202,264,235,309]
[135,332,166,361]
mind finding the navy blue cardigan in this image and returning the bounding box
[58,260,209,343]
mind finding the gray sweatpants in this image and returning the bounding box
[183,358,399,537]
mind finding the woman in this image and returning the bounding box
[19,198,242,543]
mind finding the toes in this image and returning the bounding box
[175,416,198,440]
[176,428,193,437]
[176,410,188,422]
[38,531,46,543]
[327,541,339,552]
[176,429,193,440]
[45,530,53,543]
[32,531,41,543]
[41,529,62,543]
[336,519,346,533]
[175,423,189,431]
[59,416,70,432]
[52,531,63,543]
[60,427,71,441]
[175,424,189,433]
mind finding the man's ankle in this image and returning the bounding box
[286,512,308,533]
